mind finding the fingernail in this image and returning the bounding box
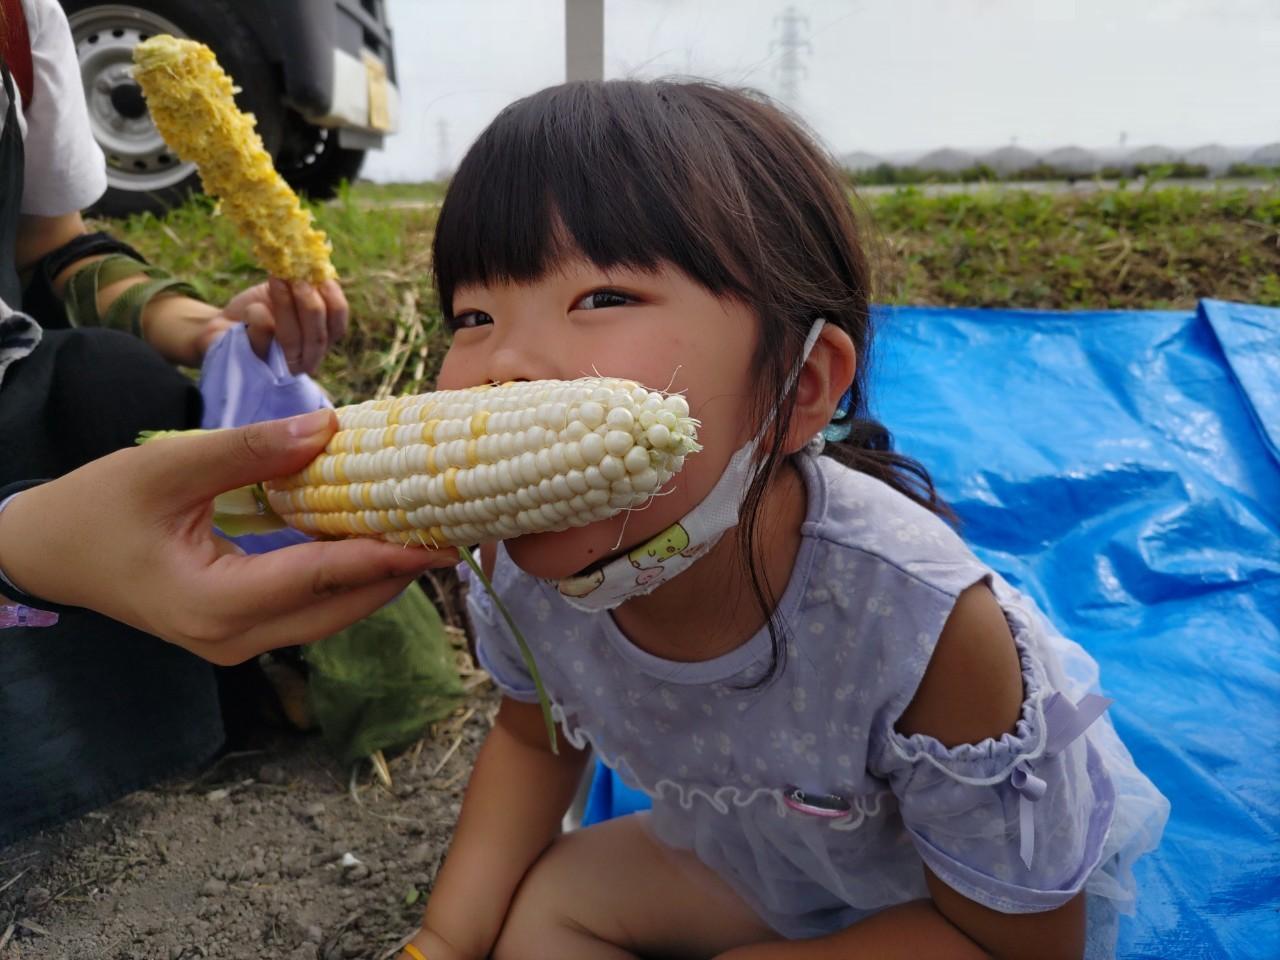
[286,409,332,439]
[296,281,313,295]
[269,277,288,296]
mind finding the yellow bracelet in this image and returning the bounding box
[402,945,427,960]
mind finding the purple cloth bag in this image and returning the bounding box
[199,324,331,553]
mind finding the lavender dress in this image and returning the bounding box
[462,452,1168,957]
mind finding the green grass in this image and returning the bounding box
[95,182,1280,405]
[864,184,1280,310]
[346,180,446,205]
[98,184,441,406]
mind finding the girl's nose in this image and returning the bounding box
[485,320,563,384]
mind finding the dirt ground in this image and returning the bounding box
[0,687,498,960]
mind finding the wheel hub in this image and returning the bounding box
[68,5,197,192]
[109,82,148,120]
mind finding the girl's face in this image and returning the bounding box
[438,256,759,580]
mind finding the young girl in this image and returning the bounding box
[403,80,1167,960]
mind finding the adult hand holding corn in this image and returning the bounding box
[0,410,457,665]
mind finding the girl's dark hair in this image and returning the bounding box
[433,80,951,681]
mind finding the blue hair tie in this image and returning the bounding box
[820,386,854,443]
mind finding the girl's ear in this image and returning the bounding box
[783,324,857,454]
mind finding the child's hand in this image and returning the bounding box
[220,278,350,375]
[400,926,475,960]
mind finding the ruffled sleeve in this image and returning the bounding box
[870,639,1118,914]
[457,559,540,703]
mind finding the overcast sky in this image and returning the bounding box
[364,0,1280,182]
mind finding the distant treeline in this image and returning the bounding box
[848,161,1278,186]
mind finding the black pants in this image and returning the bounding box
[0,327,223,846]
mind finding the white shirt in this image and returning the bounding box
[1,0,107,216]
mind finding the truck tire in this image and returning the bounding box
[63,0,284,217]
[279,116,366,201]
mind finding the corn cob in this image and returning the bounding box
[265,378,701,548]
[132,35,336,284]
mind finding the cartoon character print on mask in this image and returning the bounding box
[558,567,606,599]
[628,523,702,587]
[555,523,712,601]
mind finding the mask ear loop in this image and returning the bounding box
[786,318,833,456]
[738,316,829,465]
[788,318,827,396]
[760,316,827,437]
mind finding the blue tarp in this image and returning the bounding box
[583,299,1280,959]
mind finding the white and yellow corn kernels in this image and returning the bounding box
[132,36,337,284]
[265,378,701,547]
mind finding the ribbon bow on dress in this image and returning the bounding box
[1009,691,1113,869]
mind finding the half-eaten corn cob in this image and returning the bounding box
[265,378,701,547]
[132,35,336,284]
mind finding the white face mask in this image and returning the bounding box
[555,319,827,612]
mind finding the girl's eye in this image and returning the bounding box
[572,290,634,311]
[448,310,493,332]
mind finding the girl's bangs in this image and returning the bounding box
[432,82,747,316]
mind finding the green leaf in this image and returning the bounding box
[211,484,288,535]
[458,545,558,754]
[136,429,288,535]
